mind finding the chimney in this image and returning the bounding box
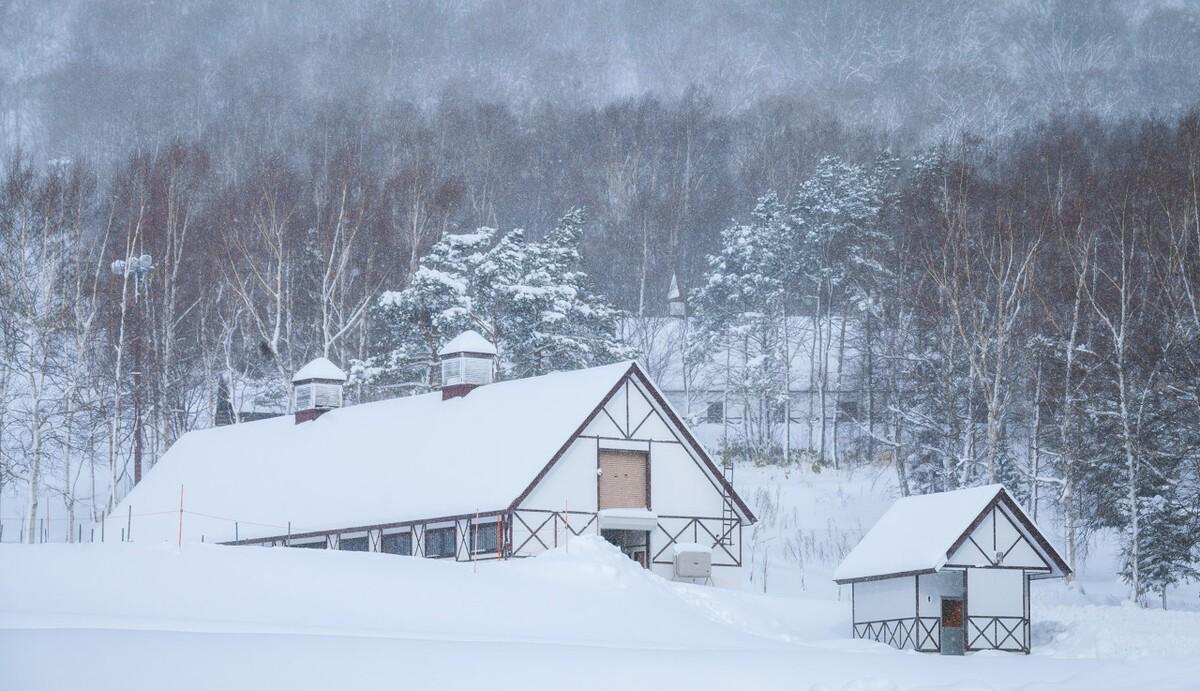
[292,357,347,424]
[439,330,497,400]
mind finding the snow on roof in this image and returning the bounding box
[109,361,635,544]
[439,330,497,356]
[832,484,1005,583]
[291,357,347,383]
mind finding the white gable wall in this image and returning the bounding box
[947,503,1050,571]
[521,375,728,519]
[518,373,739,584]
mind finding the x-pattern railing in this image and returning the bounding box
[854,617,941,652]
[651,515,740,566]
[915,617,941,651]
[509,509,597,557]
[967,616,1027,652]
[854,618,915,649]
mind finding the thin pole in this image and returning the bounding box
[126,505,132,542]
[235,521,239,542]
[497,513,504,560]
[177,484,184,548]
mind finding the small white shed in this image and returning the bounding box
[833,485,1070,655]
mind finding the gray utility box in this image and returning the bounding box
[673,545,712,579]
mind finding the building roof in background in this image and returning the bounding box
[620,316,858,394]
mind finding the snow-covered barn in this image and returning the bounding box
[105,331,755,586]
[833,485,1070,654]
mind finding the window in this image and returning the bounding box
[705,401,724,424]
[290,539,325,549]
[441,358,463,386]
[471,522,498,554]
[313,383,342,409]
[424,526,457,558]
[339,535,368,552]
[381,532,412,556]
[770,400,788,424]
[294,383,313,409]
[463,356,492,384]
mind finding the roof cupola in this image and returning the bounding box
[439,330,496,400]
[292,357,347,424]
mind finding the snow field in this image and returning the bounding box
[3,464,1199,690]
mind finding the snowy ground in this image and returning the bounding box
[3,465,1199,691]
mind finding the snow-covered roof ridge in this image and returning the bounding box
[833,484,1011,583]
[108,359,637,544]
[292,357,347,383]
[439,329,497,356]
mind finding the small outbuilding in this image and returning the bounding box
[833,484,1070,655]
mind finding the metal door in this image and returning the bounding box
[941,597,965,655]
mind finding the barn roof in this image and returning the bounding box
[832,484,1069,584]
[109,361,636,544]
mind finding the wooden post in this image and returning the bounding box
[126,505,132,542]
[177,484,184,548]
[235,522,239,541]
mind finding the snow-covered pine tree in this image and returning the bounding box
[503,208,631,377]
[359,229,494,391]
[790,157,888,469]
[1125,490,1200,607]
[360,210,628,391]
[692,193,792,465]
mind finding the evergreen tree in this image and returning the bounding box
[691,193,792,464]
[360,210,628,390]
[360,229,493,390]
[504,209,632,377]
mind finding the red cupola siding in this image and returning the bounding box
[291,357,347,424]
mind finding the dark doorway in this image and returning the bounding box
[601,529,650,567]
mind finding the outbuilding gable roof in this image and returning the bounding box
[832,484,1070,584]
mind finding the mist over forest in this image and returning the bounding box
[4,0,1200,306]
[3,0,1200,603]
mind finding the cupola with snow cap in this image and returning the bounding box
[291,357,347,424]
[439,330,496,399]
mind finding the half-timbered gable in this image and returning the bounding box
[834,485,1069,655]
[513,366,752,577]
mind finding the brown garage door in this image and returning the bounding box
[598,450,648,510]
